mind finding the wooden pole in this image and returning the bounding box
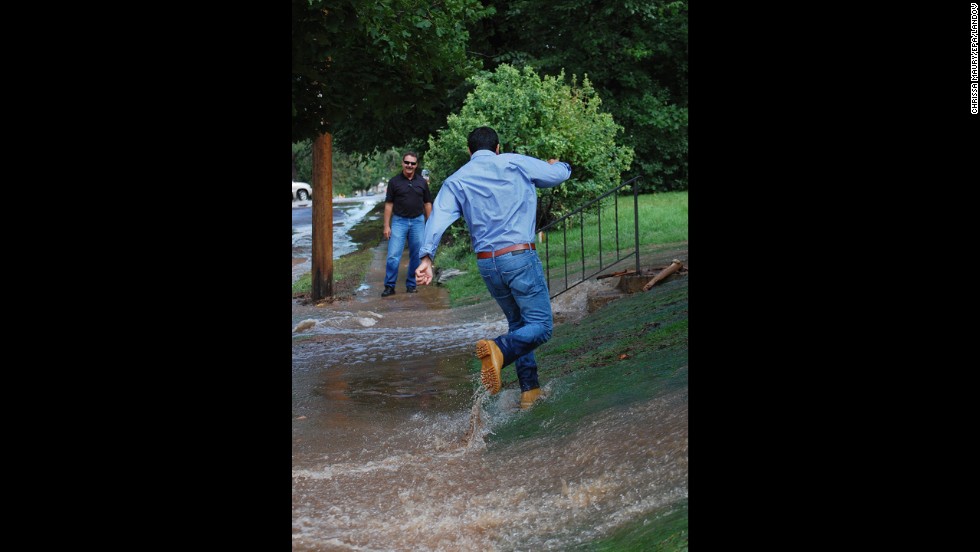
[311,132,334,300]
[643,259,684,291]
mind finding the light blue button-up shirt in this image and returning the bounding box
[418,149,572,260]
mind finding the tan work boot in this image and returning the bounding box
[475,339,503,395]
[520,388,542,409]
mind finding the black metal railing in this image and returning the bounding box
[539,176,641,299]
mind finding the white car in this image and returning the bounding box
[292,181,312,201]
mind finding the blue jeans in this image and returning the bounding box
[477,249,553,392]
[385,214,425,289]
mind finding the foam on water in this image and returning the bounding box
[291,310,508,365]
[291,387,687,551]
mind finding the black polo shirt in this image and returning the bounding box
[385,173,432,218]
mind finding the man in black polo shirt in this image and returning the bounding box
[381,151,432,297]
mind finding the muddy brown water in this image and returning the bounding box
[292,244,688,551]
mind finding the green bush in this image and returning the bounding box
[424,64,634,237]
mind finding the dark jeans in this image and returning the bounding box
[477,249,552,391]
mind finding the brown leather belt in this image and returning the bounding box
[476,243,536,259]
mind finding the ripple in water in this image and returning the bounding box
[291,387,687,551]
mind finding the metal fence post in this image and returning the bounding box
[634,178,640,273]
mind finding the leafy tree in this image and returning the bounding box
[292,0,492,149]
[293,140,404,196]
[375,147,406,181]
[425,64,634,234]
[336,148,406,196]
[292,141,313,184]
[469,0,688,192]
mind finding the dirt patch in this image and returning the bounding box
[551,278,622,325]
[550,243,688,325]
[293,269,365,305]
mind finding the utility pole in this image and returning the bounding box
[311,132,334,300]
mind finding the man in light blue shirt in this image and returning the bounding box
[415,126,571,409]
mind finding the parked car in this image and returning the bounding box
[292,181,312,201]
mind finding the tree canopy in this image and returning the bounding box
[292,0,492,152]
[469,0,688,191]
[292,0,688,187]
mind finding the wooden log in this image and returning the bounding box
[643,259,684,291]
[596,269,636,280]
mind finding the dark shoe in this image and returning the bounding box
[381,286,395,297]
[476,339,504,395]
[406,287,418,293]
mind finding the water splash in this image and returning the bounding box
[461,386,490,452]
[291,387,687,551]
[293,319,317,333]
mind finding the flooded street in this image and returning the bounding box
[293,195,384,283]
[292,198,688,550]
[292,242,508,470]
[292,384,687,551]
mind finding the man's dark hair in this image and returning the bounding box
[402,150,418,161]
[468,126,499,153]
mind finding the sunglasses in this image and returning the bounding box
[403,161,417,166]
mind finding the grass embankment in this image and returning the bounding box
[468,191,687,550]
[489,267,689,551]
[580,499,688,551]
[433,191,688,307]
[292,201,386,300]
[488,278,688,442]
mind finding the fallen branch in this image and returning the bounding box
[643,259,685,291]
[596,269,636,280]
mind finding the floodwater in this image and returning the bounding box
[293,195,384,283]
[292,200,688,550]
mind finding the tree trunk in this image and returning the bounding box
[311,133,334,300]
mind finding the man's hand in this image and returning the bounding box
[383,225,391,239]
[416,257,434,286]
[548,158,559,164]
